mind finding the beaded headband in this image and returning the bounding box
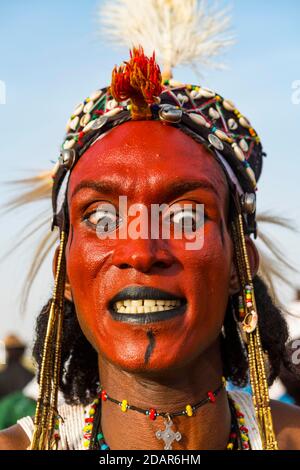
[52,47,262,235]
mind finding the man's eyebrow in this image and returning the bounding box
[70,179,218,201]
[70,180,123,200]
[162,180,218,201]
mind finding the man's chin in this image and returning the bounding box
[102,349,190,378]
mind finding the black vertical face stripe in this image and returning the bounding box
[144,330,156,365]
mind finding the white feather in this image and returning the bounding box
[97,0,234,74]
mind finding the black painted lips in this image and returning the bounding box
[108,286,187,325]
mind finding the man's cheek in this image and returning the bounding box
[68,234,104,271]
[67,242,95,294]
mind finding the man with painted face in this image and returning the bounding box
[1,46,300,451]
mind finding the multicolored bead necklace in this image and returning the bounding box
[97,381,223,419]
[84,382,223,450]
[79,380,250,450]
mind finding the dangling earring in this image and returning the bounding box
[231,213,278,451]
[30,230,67,450]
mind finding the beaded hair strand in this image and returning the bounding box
[231,213,278,450]
[30,231,67,450]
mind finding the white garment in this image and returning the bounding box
[17,391,263,450]
[22,377,64,405]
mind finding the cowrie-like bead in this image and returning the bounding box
[239,138,249,152]
[189,112,210,128]
[83,101,94,113]
[69,116,79,131]
[89,90,103,101]
[199,87,216,98]
[72,102,84,116]
[239,116,251,128]
[223,99,236,112]
[228,118,238,130]
[209,107,220,120]
[63,138,76,150]
[232,142,245,161]
[80,113,91,127]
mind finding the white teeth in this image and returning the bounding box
[131,300,143,306]
[151,306,159,312]
[113,298,182,314]
[144,299,156,307]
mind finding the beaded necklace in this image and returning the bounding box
[79,383,250,451]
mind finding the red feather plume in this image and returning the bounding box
[110,46,162,120]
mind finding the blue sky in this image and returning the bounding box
[0,0,299,344]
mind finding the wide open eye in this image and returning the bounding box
[172,209,197,232]
[168,205,205,234]
[84,204,122,234]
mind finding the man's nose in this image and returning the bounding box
[111,238,175,273]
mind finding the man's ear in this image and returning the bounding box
[229,236,260,295]
[52,246,73,302]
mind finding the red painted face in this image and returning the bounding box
[67,121,233,374]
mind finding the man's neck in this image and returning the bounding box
[98,343,231,450]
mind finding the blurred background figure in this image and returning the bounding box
[0,378,37,430]
[0,334,36,429]
[0,334,34,399]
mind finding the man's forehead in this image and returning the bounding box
[68,121,229,202]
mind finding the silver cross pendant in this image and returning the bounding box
[156,415,182,450]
